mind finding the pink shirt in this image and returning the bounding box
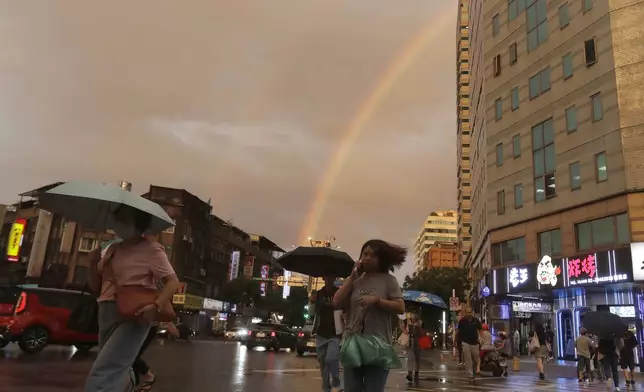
[97,238,175,302]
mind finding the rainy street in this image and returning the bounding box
[0,340,640,392]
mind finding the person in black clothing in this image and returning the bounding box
[457,308,481,380]
[311,275,343,392]
[621,331,638,387]
[533,322,548,380]
[598,337,620,390]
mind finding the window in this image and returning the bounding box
[78,237,98,252]
[559,2,570,28]
[513,134,522,157]
[527,0,549,52]
[514,183,524,209]
[497,190,506,215]
[591,92,603,122]
[575,213,629,251]
[511,86,520,110]
[493,14,500,36]
[509,42,518,64]
[532,118,556,202]
[566,162,581,193]
[496,143,504,166]
[584,38,597,66]
[492,237,526,266]
[595,151,607,182]
[583,0,593,13]
[509,0,518,21]
[562,52,574,79]
[529,67,551,99]
[493,54,502,77]
[495,98,503,121]
[538,229,562,257]
[565,106,577,132]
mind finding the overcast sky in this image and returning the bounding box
[0,0,458,281]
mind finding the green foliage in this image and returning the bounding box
[403,267,471,304]
[220,277,261,306]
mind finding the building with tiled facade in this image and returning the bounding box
[413,210,458,274]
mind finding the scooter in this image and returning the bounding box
[479,350,505,377]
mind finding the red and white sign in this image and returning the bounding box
[242,255,255,278]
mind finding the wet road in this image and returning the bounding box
[0,341,641,391]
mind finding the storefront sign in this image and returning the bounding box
[536,255,562,288]
[172,294,186,304]
[242,255,255,278]
[610,305,635,318]
[566,249,632,286]
[480,286,490,298]
[229,251,240,281]
[512,301,552,313]
[514,311,532,319]
[631,242,644,282]
[6,218,26,262]
[260,264,269,297]
[508,267,529,290]
[203,298,223,311]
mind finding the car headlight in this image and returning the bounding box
[238,329,248,335]
[159,329,167,334]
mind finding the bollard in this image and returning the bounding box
[513,356,520,372]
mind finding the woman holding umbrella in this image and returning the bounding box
[333,239,406,392]
[85,209,180,392]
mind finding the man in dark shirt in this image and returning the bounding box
[457,307,482,380]
[311,276,343,392]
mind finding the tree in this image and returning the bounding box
[403,267,471,304]
[220,277,261,307]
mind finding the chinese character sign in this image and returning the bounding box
[568,255,596,279]
[567,251,629,286]
[6,219,26,262]
[509,267,529,288]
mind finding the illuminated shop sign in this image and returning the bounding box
[6,218,26,262]
[537,255,562,287]
[566,249,632,286]
[508,267,529,288]
[512,301,552,313]
[228,251,240,281]
[609,306,636,318]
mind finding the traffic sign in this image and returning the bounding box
[449,296,460,311]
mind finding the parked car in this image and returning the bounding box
[296,324,316,356]
[243,323,298,352]
[0,285,98,354]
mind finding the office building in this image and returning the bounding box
[413,210,458,274]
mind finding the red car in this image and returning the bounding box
[0,285,98,354]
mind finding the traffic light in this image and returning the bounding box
[304,304,309,311]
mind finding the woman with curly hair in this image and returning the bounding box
[333,239,406,392]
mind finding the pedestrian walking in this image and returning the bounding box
[598,337,621,391]
[85,209,180,392]
[403,313,424,384]
[529,322,548,380]
[333,239,406,392]
[457,307,481,382]
[576,328,594,383]
[620,330,638,387]
[311,275,344,392]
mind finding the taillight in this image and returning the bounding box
[248,330,253,336]
[14,292,27,314]
[271,331,276,337]
[298,332,304,338]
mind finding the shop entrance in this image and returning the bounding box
[510,312,552,356]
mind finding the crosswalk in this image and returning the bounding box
[395,370,631,392]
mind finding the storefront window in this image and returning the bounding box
[492,237,526,266]
[575,213,630,251]
[538,228,561,257]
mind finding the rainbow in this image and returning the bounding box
[298,10,455,245]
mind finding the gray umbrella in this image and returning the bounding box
[37,181,174,236]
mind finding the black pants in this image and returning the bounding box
[601,354,620,387]
[133,325,158,383]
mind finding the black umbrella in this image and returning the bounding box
[276,246,355,277]
[582,311,628,339]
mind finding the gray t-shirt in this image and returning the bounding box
[344,273,403,345]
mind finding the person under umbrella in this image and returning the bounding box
[85,208,180,392]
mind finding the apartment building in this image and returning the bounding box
[465,0,489,287]
[424,241,460,269]
[480,0,644,359]
[457,0,474,267]
[413,210,458,274]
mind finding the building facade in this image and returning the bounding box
[464,0,489,303]
[424,241,459,270]
[476,0,644,363]
[456,0,473,268]
[413,210,458,274]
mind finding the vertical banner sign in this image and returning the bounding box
[228,251,240,281]
[260,264,269,297]
[243,255,255,279]
[282,270,291,299]
[27,211,53,278]
[6,218,27,262]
